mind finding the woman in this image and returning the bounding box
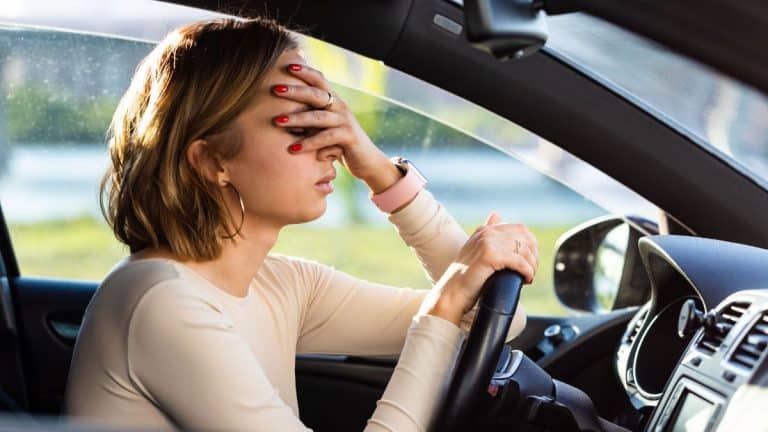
[64,17,538,431]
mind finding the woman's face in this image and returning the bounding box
[223,49,340,229]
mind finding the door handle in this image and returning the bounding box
[48,319,81,344]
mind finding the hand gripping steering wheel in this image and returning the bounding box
[433,269,524,431]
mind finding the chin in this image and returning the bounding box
[295,200,327,224]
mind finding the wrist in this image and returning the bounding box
[362,158,403,194]
[426,290,464,326]
[370,157,427,213]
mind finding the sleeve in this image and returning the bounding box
[386,189,468,284]
[127,281,463,432]
[388,188,527,341]
[295,260,526,354]
[127,282,311,432]
[295,189,526,355]
[295,259,427,354]
[366,314,465,431]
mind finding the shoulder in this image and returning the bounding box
[125,269,234,360]
[96,259,227,328]
[102,258,181,292]
[74,259,230,373]
[84,259,183,322]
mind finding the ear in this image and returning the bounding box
[186,139,228,186]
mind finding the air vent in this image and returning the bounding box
[730,311,768,370]
[697,302,750,354]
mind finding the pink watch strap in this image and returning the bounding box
[371,162,426,213]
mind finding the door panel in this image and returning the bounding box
[10,277,96,414]
[297,356,393,431]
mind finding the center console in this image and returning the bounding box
[645,291,768,431]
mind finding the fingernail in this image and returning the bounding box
[288,64,302,72]
[288,143,303,153]
[274,115,289,124]
[273,85,288,93]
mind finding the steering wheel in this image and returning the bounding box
[433,269,524,431]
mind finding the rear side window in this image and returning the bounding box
[0,27,151,279]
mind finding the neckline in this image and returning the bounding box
[126,257,255,305]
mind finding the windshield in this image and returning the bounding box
[547,13,768,186]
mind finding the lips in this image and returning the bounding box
[315,170,336,185]
[314,170,336,194]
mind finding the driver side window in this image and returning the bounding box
[271,39,629,316]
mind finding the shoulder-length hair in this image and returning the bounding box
[101,18,298,260]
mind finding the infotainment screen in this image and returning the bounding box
[667,390,715,431]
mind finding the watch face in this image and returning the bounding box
[391,157,427,183]
[394,161,408,175]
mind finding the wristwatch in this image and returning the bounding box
[371,157,427,213]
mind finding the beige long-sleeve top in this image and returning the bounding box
[64,189,526,431]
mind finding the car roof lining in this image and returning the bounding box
[162,0,768,248]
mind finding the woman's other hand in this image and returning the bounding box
[271,63,401,193]
[427,212,539,326]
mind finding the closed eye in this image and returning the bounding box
[288,128,316,137]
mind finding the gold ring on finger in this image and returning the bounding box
[321,91,334,110]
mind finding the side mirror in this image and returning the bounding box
[553,216,657,313]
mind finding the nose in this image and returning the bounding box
[317,144,343,162]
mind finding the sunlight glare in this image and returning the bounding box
[0,0,24,19]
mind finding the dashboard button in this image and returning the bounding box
[723,371,736,383]
[544,324,565,346]
[690,356,702,366]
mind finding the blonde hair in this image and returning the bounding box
[101,18,298,260]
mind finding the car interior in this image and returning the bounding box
[0,0,767,431]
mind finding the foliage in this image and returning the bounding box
[6,86,117,144]
[9,217,569,315]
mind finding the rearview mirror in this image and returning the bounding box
[553,216,657,313]
[462,0,548,60]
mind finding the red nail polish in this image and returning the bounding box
[275,115,289,124]
[273,85,288,93]
[288,64,302,72]
[288,143,303,153]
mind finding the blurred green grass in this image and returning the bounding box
[9,217,570,315]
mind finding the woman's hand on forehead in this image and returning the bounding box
[269,63,400,191]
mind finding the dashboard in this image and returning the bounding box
[613,235,768,431]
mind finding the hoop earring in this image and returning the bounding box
[221,183,245,240]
